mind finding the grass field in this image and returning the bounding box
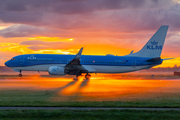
[0,110,180,120]
[0,87,180,107]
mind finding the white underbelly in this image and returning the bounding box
[10,64,153,73]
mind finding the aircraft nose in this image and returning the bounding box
[5,61,10,67]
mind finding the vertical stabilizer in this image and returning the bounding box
[128,25,169,58]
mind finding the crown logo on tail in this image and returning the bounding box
[147,40,162,50]
[151,40,158,45]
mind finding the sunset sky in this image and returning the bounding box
[0,0,180,67]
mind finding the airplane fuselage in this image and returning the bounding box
[5,54,162,74]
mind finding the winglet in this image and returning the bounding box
[65,47,83,67]
[74,47,83,60]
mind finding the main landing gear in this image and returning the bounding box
[18,70,22,77]
[74,73,91,80]
[85,73,91,79]
[74,72,81,80]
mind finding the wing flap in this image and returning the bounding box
[82,65,96,73]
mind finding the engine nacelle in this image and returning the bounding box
[48,66,65,75]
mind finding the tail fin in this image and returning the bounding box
[127,25,169,58]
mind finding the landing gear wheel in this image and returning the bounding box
[85,73,91,79]
[75,71,82,80]
[19,74,22,77]
[74,74,81,80]
[18,70,22,77]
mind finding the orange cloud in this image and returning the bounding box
[0,42,77,55]
[28,36,74,42]
[0,43,31,54]
[33,49,76,54]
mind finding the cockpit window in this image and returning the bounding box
[11,58,15,60]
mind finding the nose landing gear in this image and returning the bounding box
[18,70,22,77]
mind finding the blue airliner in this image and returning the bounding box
[5,25,169,79]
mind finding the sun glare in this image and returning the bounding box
[174,0,180,4]
[0,26,7,30]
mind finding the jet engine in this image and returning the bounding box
[48,66,65,75]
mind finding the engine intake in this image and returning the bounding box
[48,66,65,75]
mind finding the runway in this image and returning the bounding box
[1,75,180,101]
[0,74,180,107]
[0,107,180,111]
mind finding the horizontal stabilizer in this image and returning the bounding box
[146,57,161,62]
[162,58,175,60]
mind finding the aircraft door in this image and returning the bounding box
[19,56,24,64]
[132,59,136,68]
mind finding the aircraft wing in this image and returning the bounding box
[65,47,83,68]
[65,47,93,73]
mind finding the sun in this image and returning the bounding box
[69,38,74,41]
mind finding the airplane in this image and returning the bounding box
[5,25,169,79]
